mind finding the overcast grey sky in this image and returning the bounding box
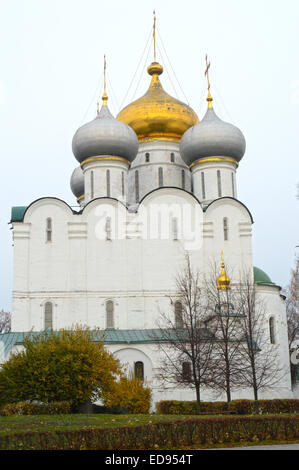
[0,0,298,311]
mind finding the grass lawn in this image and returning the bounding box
[0,413,200,436]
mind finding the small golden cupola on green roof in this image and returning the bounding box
[217,251,231,290]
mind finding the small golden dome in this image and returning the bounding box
[217,252,231,290]
[117,62,199,142]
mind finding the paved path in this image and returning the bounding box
[207,444,299,450]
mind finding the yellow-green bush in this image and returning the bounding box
[103,375,151,414]
[0,401,71,416]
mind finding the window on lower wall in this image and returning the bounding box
[134,361,144,380]
[44,302,53,330]
[182,362,191,382]
[106,300,114,329]
[46,218,52,242]
[269,317,276,344]
[174,301,183,328]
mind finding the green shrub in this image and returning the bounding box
[0,401,71,416]
[156,399,299,415]
[0,415,298,450]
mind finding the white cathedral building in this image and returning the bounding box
[1,52,295,405]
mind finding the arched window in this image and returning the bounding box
[44,302,53,330]
[90,170,94,199]
[121,172,125,197]
[170,153,175,163]
[217,170,222,198]
[231,173,235,198]
[181,170,185,190]
[182,362,191,381]
[175,301,183,328]
[135,170,139,203]
[134,361,144,380]
[46,218,52,242]
[145,153,150,163]
[158,167,163,187]
[106,300,114,329]
[201,172,206,199]
[223,217,229,241]
[106,170,110,197]
[269,317,276,344]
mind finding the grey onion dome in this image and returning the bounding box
[70,166,84,199]
[180,106,246,166]
[72,103,139,164]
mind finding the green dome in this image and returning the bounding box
[253,267,274,285]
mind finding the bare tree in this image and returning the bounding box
[0,310,11,334]
[235,272,284,400]
[284,255,299,385]
[203,271,247,402]
[285,256,299,350]
[153,255,216,414]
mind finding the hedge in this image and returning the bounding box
[0,416,298,450]
[0,401,71,416]
[156,399,299,415]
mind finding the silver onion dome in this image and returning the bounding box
[70,166,84,199]
[180,106,246,166]
[72,102,139,164]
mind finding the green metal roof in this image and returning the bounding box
[0,329,172,360]
[11,206,27,223]
[253,266,275,285]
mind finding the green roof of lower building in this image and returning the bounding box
[253,266,275,285]
[11,206,27,223]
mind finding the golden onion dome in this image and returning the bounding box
[117,62,199,142]
[217,252,231,290]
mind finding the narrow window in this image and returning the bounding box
[182,362,191,382]
[105,217,112,241]
[231,173,235,198]
[175,301,183,328]
[135,170,139,203]
[172,218,178,241]
[170,153,175,163]
[134,361,144,380]
[191,177,194,193]
[44,302,53,330]
[121,172,125,197]
[223,217,229,241]
[269,317,276,344]
[217,170,222,198]
[106,170,110,197]
[181,170,185,190]
[158,167,163,187]
[201,172,206,199]
[106,300,114,329]
[90,170,94,199]
[145,153,150,163]
[46,218,52,242]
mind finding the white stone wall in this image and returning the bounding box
[83,159,129,203]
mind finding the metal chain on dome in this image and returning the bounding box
[130,37,153,102]
[156,26,190,105]
[119,27,153,111]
